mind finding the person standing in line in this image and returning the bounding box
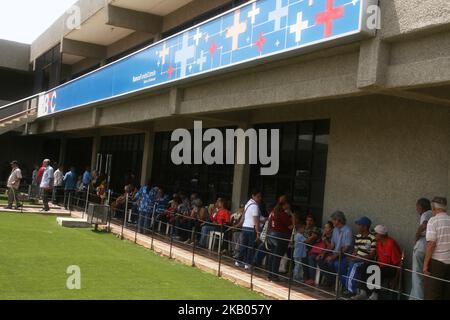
[53,164,64,205]
[63,166,77,210]
[410,198,433,300]
[5,161,22,210]
[235,189,262,270]
[39,159,54,212]
[424,196,450,300]
[82,166,92,189]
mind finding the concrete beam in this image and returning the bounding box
[357,38,391,89]
[169,88,183,115]
[141,127,155,187]
[61,38,107,60]
[106,5,162,34]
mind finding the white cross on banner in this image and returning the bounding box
[175,33,196,78]
[159,42,170,65]
[269,0,289,31]
[226,9,247,51]
[290,12,309,43]
[248,2,260,24]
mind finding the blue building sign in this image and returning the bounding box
[38,0,376,117]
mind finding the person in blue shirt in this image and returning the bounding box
[63,166,77,210]
[317,210,353,287]
[293,222,307,282]
[82,167,92,189]
[134,181,158,234]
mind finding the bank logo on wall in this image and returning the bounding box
[38,91,57,117]
[38,0,376,117]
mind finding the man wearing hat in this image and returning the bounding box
[370,224,402,300]
[347,217,377,299]
[424,196,450,300]
[6,161,22,210]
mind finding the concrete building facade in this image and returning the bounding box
[2,0,450,284]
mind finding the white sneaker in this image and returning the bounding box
[368,292,378,300]
[244,264,250,270]
[351,291,368,300]
[235,261,242,267]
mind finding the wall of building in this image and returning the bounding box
[0,40,30,72]
[251,95,450,271]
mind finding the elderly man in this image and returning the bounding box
[317,210,353,287]
[6,160,22,210]
[370,224,402,300]
[410,198,433,300]
[39,159,54,212]
[424,196,450,300]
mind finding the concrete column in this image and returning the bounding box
[231,122,252,211]
[140,128,155,186]
[231,163,251,212]
[58,137,67,166]
[90,135,101,170]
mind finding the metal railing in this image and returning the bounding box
[0,93,41,134]
[3,187,450,300]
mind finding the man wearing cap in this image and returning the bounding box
[371,224,402,300]
[6,161,22,210]
[39,159,54,212]
[424,196,450,300]
[347,217,377,299]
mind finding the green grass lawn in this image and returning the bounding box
[0,212,263,300]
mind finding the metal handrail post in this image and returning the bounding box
[192,218,197,267]
[335,252,343,299]
[218,224,224,277]
[121,193,129,240]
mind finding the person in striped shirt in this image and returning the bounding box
[424,196,450,300]
[343,216,376,299]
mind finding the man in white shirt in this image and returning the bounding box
[235,189,262,269]
[6,161,22,209]
[40,159,54,212]
[53,165,64,205]
[424,196,450,300]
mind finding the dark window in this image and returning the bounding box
[100,134,145,192]
[152,129,234,204]
[33,44,62,93]
[250,120,330,224]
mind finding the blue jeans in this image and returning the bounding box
[238,227,256,264]
[199,224,217,248]
[267,231,290,278]
[317,256,348,286]
[303,254,318,280]
[410,247,426,300]
[138,211,150,233]
[293,257,304,282]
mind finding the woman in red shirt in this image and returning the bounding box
[199,198,231,248]
[266,195,294,281]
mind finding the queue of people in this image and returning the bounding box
[128,184,450,300]
[3,160,450,300]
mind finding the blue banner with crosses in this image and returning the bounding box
[39,0,372,117]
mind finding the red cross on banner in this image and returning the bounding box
[255,32,266,54]
[167,63,174,78]
[209,40,218,57]
[316,0,345,37]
